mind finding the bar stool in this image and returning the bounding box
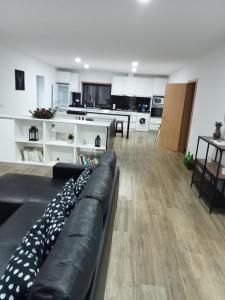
[115,121,124,137]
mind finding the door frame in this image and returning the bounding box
[183,79,198,152]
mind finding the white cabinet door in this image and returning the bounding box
[70,73,79,92]
[112,76,167,97]
[0,119,15,162]
[153,78,168,96]
[136,78,145,97]
[56,71,70,84]
[143,78,153,97]
[136,78,153,97]
[124,77,137,96]
[111,76,125,95]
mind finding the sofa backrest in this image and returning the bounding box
[98,150,117,175]
[80,164,113,216]
[29,197,103,300]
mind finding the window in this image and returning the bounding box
[82,83,111,108]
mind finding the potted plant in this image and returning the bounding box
[213,121,223,139]
[184,151,195,170]
[68,134,74,144]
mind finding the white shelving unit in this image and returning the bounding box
[0,115,112,166]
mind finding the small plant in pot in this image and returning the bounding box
[68,134,74,144]
[213,121,223,139]
[184,151,195,170]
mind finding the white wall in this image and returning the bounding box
[169,41,225,157]
[0,45,56,115]
[78,70,115,84]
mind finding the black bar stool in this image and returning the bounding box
[115,121,124,137]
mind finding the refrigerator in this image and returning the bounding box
[56,83,70,110]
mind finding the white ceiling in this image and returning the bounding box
[0,0,225,75]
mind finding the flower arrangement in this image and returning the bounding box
[29,108,57,119]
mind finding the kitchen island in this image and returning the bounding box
[67,107,150,138]
[0,114,115,166]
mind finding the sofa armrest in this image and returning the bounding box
[53,163,87,180]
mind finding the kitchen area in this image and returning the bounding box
[55,71,167,137]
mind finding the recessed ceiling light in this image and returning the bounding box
[84,64,90,69]
[132,67,137,73]
[132,61,139,67]
[75,57,82,63]
[138,0,151,3]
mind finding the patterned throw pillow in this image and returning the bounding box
[74,168,91,198]
[44,177,75,219]
[0,218,46,299]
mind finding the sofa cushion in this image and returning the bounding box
[0,202,47,245]
[98,150,116,175]
[29,198,103,300]
[80,165,113,215]
[0,174,65,205]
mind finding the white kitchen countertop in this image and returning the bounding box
[0,114,113,127]
[67,107,140,115]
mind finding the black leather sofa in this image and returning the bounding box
[0,151,119,300]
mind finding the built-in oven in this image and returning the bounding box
[151,107,163,118]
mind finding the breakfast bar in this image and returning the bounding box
[67,107,131,138]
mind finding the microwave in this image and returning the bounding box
[152,95,164,106]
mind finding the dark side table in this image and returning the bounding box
[191,136,225,213]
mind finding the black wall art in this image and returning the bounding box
[15,70,25,90]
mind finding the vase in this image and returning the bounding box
[213,126,222,139]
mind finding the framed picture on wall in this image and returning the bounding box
[15,69,25,90]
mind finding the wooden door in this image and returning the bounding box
[159,83,187,151]
[178,81,197,152]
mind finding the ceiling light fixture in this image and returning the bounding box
[75,57,82,63]
[132,61,139,67]
[132,67,137,73]
[138,0,151,3]
[84,64,90,69]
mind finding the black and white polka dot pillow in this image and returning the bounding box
[74,168,91,198]
[0,218,46,299]
[43,215,66,258]
[44,177,76,220]
[42,178,77,257]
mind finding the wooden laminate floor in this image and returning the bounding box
[1,132,225,300]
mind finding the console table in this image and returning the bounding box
[191,136,225,213]
[0,115,115,166]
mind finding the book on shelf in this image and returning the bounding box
[21,146,43,163]
[77,153,99,166]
